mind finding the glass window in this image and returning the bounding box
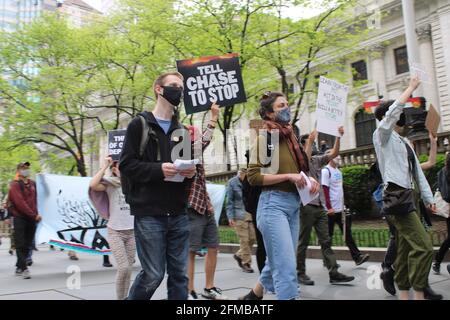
[355,110,376,147]
[318,133,335,153]
[288,83,295,94]
[394,46,409,75]
[351,60,368,81]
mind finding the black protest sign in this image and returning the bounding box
[177,53,247,114]
[108,130,127,161]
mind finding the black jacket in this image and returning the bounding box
[119,111,192,216]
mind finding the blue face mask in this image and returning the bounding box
[275,107,291,123]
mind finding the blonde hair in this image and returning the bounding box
[153,72,184,99]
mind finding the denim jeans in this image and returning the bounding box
[257,190,300,300]
[128,214,190,300]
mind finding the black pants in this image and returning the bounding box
[13,216,37,271]
[328,212,361,261]
[383,221,397,268]
[251,212,266,273]
[435,217,450,264]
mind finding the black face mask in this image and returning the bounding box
[396,113,406,127]
[161,86,183,106]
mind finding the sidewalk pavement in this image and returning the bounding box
[0,239,449,300]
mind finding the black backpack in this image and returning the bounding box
[242,132,273,216]
[242,175,261,216]
[121,114,160,203]
[438,168,450,203]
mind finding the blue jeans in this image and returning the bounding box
[128,214,190,300]
[257,190,300,300]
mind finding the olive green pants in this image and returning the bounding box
[297,205,338,275]
[386,211,433,291]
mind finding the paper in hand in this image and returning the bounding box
[164,159,200,183]
[410,62,431,84]
[296,171,319,206]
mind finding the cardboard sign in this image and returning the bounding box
[177,53,247,114]
[315,76,349,137]
[425,104,440,136]
[108,129,127,161]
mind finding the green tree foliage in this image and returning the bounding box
[0,0,368,179]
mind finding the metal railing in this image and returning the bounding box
[219,227,448,248]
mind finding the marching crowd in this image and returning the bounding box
[2,72,450,301]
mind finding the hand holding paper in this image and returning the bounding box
[164,159,200,182]
[296,172,320,206]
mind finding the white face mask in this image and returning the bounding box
[20,169,30,177]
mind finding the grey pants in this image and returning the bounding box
[108,228,136,300]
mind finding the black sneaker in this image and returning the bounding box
[242,263,254,273]
[233,254,243,268]
[432,262,441,274]
[103,262,113,268]
[188,290,198,300]
[329,271,355,284]
[298,274,315,286]
[380,266,396,296]
[238,289,263,300]
[447,264,450,275]
[355,253,370,266]
[424,286,443,300]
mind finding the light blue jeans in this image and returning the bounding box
[257,190,300,300]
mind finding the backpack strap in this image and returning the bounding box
[266,131,273,158]
[138,114,161,161]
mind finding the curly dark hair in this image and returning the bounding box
[258,91,285,120]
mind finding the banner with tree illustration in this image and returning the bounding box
[36,174,111,255]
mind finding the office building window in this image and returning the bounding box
[394,46,409,75]
[355,110,376,147]
[318,132,335,153]
[351,60,368,81]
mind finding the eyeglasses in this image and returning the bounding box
[262,91,272,99]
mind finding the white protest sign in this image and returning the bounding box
[409,61,431,84]
[315,76,349,137]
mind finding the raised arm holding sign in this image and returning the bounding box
[177,53,247,114]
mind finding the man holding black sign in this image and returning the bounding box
[120,71,196,300]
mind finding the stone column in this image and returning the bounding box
[417,24,442,131]
[401,0,423,96]
[369,44,388,99]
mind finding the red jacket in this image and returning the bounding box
[8,179,38,220]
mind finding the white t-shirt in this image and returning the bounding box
[321,165,344,212]
[105,185,134,231]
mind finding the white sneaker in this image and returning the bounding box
[22,269,31,279]
[202,287,228,300]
